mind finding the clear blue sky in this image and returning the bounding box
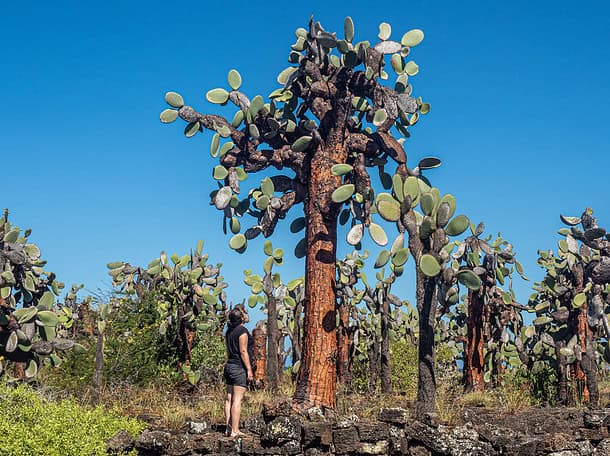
[2,0,609,322]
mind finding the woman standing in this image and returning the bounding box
[223,308,253,437]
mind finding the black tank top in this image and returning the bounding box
[226,325,250,367]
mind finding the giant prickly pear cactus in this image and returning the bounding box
[107,240,227,376]
[161,16,434,409]
[529,208,610,406]
[0,209,75,380]
[377,174,475,413]
[450,228,528,391]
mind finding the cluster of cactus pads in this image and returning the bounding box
[107,241,227,382]
[160,16,432,256]
[0,209,77,379]
[526,209,610,404]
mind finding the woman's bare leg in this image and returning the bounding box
[225,385,233,436]
[230,385,247,435]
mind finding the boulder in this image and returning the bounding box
[544,433,578,452]
[187,420,210,434]
[332,423,360,454]
[262,401,294,421]
[357,422,389,442]
[379,408,410,425]
[408,446,431,456]
[281,439,302,455]
[476,423,541,455]
[262,416,302,446]
[106,429,134,454]
[135,430,172,455]
[166,433,219,455]
[405,421,496,456]
[593,439,610,455]
[584,411,610,430]
[358,440,389,455]
[245,414,267,436]
[302,421,333,448]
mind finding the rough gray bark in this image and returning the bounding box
[380,295,392,394]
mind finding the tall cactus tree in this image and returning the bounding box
[529,208,610,406]
[378,175,475,413]
[450,228,528,392]
[0,209,76,380]
[108,241,227,372]
[161,16,433,409]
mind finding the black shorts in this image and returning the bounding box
[224,362,247,387]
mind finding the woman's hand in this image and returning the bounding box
[247,369,253,381]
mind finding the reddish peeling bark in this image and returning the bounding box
[13,362,25,380]
[570,263,598,406]
[252,327,267,388]
[464,288,485,393]
[294,144,345,409]
[266,291,280,392]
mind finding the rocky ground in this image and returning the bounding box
[106,403,610,455]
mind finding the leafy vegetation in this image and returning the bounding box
[0,382,143,456]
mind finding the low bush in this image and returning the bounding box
[390,339,418,396]
[0,382,144,456]
[190,329,226,382]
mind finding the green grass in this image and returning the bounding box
[0,382,145,456]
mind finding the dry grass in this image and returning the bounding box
[38,367,545,430]
[336,390,415,420]
[42,379,295,430]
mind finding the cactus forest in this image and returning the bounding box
[3,10,610,456]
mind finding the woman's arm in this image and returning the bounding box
[239,332,253,381]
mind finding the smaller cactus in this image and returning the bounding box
[107,240,227,382]
[0,209,75,380]
[527,208,610,406]
[244,240,303,390]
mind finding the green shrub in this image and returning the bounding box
[190,330,225,378]
[103,292,178,386]
[350,352,370,393]
[40,336,96,391]
[514,364,557,406]
[0,382,144,456]
[390,339,418,396]
[350,339,418,395]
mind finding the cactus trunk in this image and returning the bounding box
[572,302,598,405]
[293,143,344,410]
[416,267,438,415]
[368,339,380,393]
[464,288,485,392]
[381,296,392,394]
[13,361,26,380]
[337,300,350,389]
[266,293,280,391]
[252,327,267,388]
[291,300,303,382]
